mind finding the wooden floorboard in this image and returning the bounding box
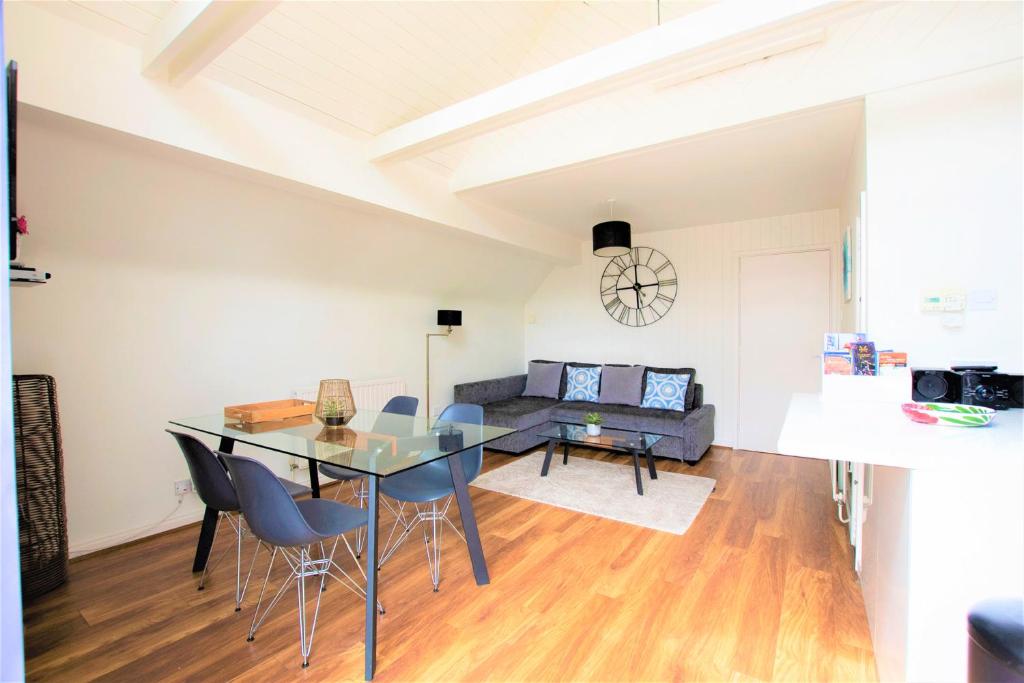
[23,446,877,682]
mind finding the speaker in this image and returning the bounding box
[912,369,962,403]
[961,371,1024,410]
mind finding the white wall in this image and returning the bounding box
[524,209,842,447]
[865,59,1023,370]
[839,112,866,333]
[10,114,551,555]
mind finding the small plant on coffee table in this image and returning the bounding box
[584,412,603,436]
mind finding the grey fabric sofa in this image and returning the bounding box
[453,362,715,464]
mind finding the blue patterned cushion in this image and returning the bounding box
[564,365,601,402]
[641,371,690,411]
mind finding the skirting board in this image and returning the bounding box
[69,506,206,559]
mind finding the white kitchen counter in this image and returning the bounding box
[777,393,1024,682]
[778,393,1022,469]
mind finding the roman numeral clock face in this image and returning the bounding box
[600,247,677,327]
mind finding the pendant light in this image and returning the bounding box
[592,199,631,257]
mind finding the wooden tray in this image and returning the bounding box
[226,415,314,433]
[224,399,315,424]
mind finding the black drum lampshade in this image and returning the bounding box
[437,309,462,327]
[592,220,631,257]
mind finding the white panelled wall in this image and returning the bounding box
[525,209,842,447]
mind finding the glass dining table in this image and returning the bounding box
[169,409,515,680]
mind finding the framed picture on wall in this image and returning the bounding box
[842,225,853,302]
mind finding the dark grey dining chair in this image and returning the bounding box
[318,395,418,556]
[378,403,483,592]
[221,453,381,669]
[167,430,310,611]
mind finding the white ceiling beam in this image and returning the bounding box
[142,0,277,86]
[368,0,879,163]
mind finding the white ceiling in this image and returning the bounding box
[45,0,713,141]
[462,100,865,236]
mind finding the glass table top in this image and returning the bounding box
[169,410,515,478]
[538,422,664,451]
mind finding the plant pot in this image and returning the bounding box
[586,424,601,437]
[323,416,346,428]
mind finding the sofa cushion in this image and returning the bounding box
[564,365,601,402]
[482,396,560,431]
[641,371,690,411]
[642,367,697,410]
[552,402,691,438]
[598,365,644,406]
[523,361,563,398]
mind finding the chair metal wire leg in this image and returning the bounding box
[422,501,443,592]
[247,547,280,641]
[353,479,367,558]
[379,501,415,566]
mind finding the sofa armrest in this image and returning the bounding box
[454,374,527,405]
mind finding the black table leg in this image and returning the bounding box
[364,475,379,681]
[540,438,557,476]
[306,458,320,498]
[192,436,235,573]
[631,449,644,495]
[448,454,489,586]
[562,441,570,465]
[646,448,657,480]
[192,507,219,573]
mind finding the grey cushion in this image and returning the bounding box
[482,396,560,431]
[523,361,563,398]
[598,365,644,406]
[642,367,697,410]
[553,401,692,438]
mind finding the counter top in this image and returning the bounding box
[777,393,1023,469]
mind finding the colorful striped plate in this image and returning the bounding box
[901,402,996,427]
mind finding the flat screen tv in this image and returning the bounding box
[7,60,17,262]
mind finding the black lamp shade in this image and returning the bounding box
[592,220,631,257]
[437,309,462,327]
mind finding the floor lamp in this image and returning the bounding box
[426,309,461,419]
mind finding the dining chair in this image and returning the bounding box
[317,395,418,556]
[378,403,483,592]
[220,453,381,668]
[167,430,311,611]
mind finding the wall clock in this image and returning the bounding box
[600,247,677,327]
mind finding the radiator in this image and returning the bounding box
[289,377,408,471]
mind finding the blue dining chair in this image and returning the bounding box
[221,453,382,669]
[317,395,418,556]
[167,430,310,611]
[378,403,483,592]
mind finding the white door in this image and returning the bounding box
[738,249,831,452]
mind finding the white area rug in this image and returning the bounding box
[472,451,716,535]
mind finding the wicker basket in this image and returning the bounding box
[13,375,69,600]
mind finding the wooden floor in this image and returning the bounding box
[24,446,877,682]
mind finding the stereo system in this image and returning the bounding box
[912,367,1023,410]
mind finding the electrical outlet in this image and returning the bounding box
[174,479,193,497]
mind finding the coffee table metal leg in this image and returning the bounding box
[646,448,657,480]
[631,449,644,495]
[541,439,557,476]
[562,441,570,465]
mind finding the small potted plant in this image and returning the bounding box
[321,397,346,428]
[584,412,603,437]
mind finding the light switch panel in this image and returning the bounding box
[942,290,966,312]
[920,292,944,312]
[967,289,998,311]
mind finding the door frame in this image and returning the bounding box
[735,244,836,451]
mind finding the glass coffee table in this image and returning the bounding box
[536,422,664,495]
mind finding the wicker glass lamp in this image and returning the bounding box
[314,379,356,428]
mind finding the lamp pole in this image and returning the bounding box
[425,325,453,419]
